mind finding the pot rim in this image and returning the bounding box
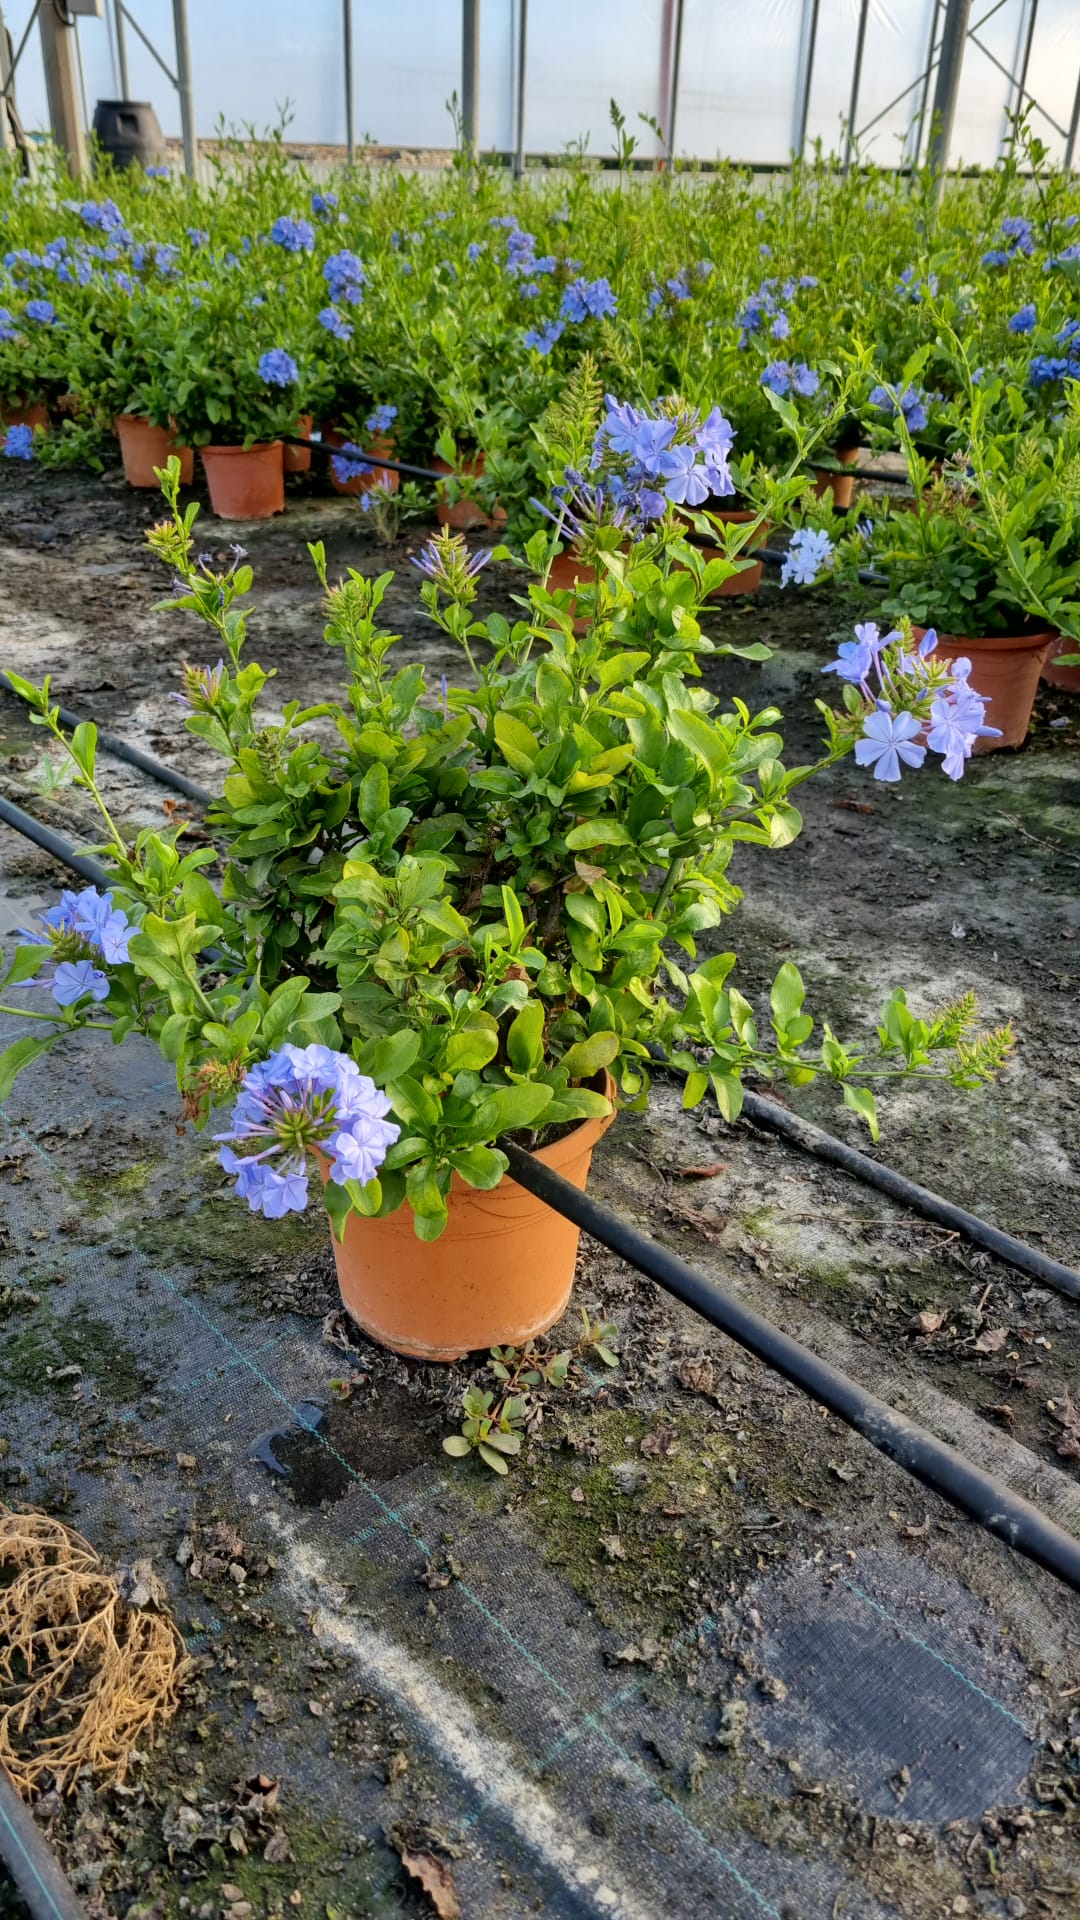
[201,440,283,457]
[914,622,1057,654]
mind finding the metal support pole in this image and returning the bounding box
[910,0,942,169]
[39,0,88,175]
[0,4,13,151]
[171,0,196,177]
[1002,0,1038,148]
[666,0,685,164]
[842,0,870,172]
[461,0,479,157]
[113,0,129,98]
[513,0,527,178]
[343,0,354,162]
[1066,65,1080,171]
[793,0,820,159]
[926,0,971,183]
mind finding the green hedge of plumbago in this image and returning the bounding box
[2,114,1079,641]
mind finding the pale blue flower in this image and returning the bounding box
[780,527,833,587]
[855,707,926,782]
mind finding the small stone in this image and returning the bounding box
[307,1700,324,1717]
[176,1452,197,1471]
[288,1894,302,1909]
[1005,1899,1027,1918]
[570,1487,585,1503]
[219,1888,244,1904]
[951,1901,969,1916]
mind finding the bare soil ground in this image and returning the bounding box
[0,455,1077,1920]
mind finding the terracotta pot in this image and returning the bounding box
[809,443,859,511]
[1041,636,1080,695]
[115,412,194,488]
[433,453,505,531]
[323,425,399,498]
[685,509,770,598]
[327,1083,616,1361]
[546,549,596,593]
[200,442,284,520]
[283,414,314,475]
[1,400,48,432]
[914,624,1055,752]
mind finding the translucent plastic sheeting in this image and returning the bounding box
[3,0,1080,166]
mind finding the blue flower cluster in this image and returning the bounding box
[823,623,998,782]
[258,347,299,388]
[761,360,819,398]
[588,394,736,518]
[3,422,33,460]
[736,274,817,346]
[366,404,397,434]
[216,1043,399,1218]
[323,248,366,304]
[780,528,833,587]
[270,215,316,254]
[561,277,617,323]
[318,305,353,341]
[869,382,929,434]
[19,887,133,1007]
[1030,319,1080,388]
[982,215,1035,268]
[310,190,338,219]
[1008,303,1037,334]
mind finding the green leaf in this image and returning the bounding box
[473,1083,554,1136]
[493,712,540,774]
[445,1025,500,1071]
[711,1073,744,1123]
[558,1031,618,1081]
[442,1435,474,1457]
[565,819,631,848]
[842,1082,880,1141]
[506,999,544,1075]
[477,1443,510,1475]
[373,1029,421,1081]
[386,1074,442,1131]
[69,720,97,783]
[0,943,51,991]
[0,1030,63,1101]
[261,975,311,1048]
[453,1144,508,1190]
[770,962,805,1030]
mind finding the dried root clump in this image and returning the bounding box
[0,1505,188,1798]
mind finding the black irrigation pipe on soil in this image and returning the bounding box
[0,795,111,887]
[501,1139,1080,1597]
[0,674,211,808]
[285,435,446,484]
[738,1090,1080,1304]
[0,1765,86,1920]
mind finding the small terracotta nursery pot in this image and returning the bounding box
[200,442,284,520]
[1,400,48,432]
[115,413,194,488]
[433,453,505,531]
[282,413,314,474]
[809,443,859,511]
[913,624,1056,752]
[1041,635,1080,695]
[324,425,399,497]
[685,509,770,598]
[326,1085,616,1361]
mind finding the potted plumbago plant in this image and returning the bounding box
[160,289,312,517]
[0,424,1012,1360]
[833,343,1080,748]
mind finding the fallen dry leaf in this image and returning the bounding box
[641,1427,680,1458]
[262,1829,291,1865]
[1051,1390,1080,1463]
[676,1162,729,1181]
[974,1326,1007,1354]
[175,1452,197,1471]
[912,1309,946,1335]
[832,798,875,815]
[599,1533,626,1561]
[398,1849,461,1920]
[677,1356,715,1395]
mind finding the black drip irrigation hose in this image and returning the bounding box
[739,1090,1080,1304]
[0,1765,86,1920]
[285,435,445,485]
[0,795,111,887]
[0,674,210,808]
[501,1139,1080,1597]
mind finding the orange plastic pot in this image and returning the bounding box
[2,400,48,432]
[433,453,505,531]
[200,442,284,520]
[283,414,314,474]
[914,624,1055,752]
[115,413,193,488]
[324,425,399,497]
[326,1085,616,1361]
[1042,635,1080,695]
[809,443,859,511]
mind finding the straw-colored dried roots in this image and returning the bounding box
[0,1505,188,1797]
